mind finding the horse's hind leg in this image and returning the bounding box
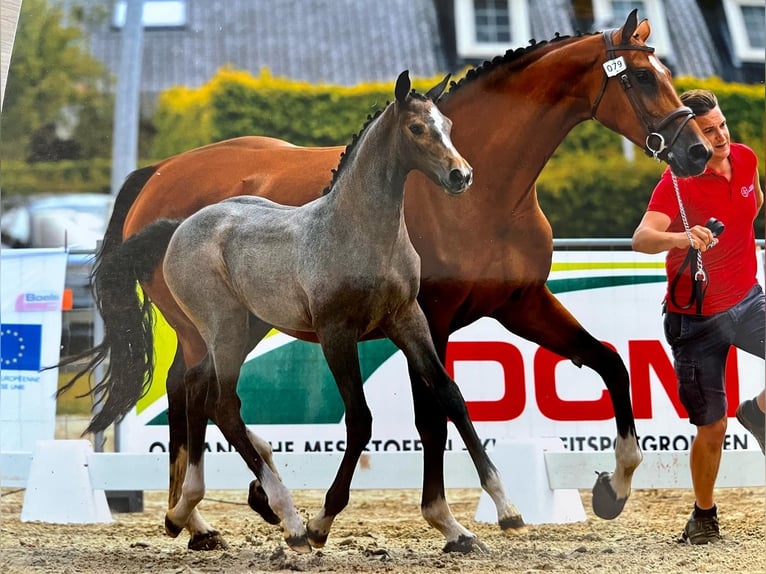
[385,304,520,552]
[165,354,227,550]
[243,315,281,526]
[165,330,280,549]
[492,286,642,519]
[306,327,372,549]
[205,314,309,553]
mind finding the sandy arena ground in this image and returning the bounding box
[1,484,764,574]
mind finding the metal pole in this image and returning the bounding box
[101,0,144,454]
[110,0,145,197]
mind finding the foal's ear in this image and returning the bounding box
[395,70,411,104]
[425,73,451,102]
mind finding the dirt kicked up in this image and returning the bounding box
[1,486,764,574]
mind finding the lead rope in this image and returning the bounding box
[671,172,706,282]
[670,173,707,313]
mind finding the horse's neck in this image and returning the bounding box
[443,41,596,207]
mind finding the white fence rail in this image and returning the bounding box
[3,446,763,491]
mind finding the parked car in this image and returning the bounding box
[1,193,114,357]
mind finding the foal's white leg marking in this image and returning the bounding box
[482,468,525,531]
[611,430,643,499]
[169,460,206,530]
[258,463,305,540]
[248,429,281,479]
[186,509,216,537]
[421,497,476,544]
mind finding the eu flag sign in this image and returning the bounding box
[1,323,43,371]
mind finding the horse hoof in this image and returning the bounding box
[188,530,229,551]
[285,533,313,554]
[442,535,490,554]
[247,480,281,525]
[164,515,183,539]
[499,513,527,534]
[306,527,328,549]
[592,471,628,519]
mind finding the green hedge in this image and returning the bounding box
[538,152,666,237]
[151,68,446,157]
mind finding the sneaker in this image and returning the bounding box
[680,513,721,545]
[736,398,765,454]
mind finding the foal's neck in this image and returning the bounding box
[327,107,409,222]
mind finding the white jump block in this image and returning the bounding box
[475,438,586,525]
[21,440,112,524]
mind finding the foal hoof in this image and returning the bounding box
[188,530,229,551]
[164,515,184,539]
[592,471,628,519]
[499,513,527,534]
[285,532,313,554]
[443,535,490,554]
[306,527,328,549]
[247,480,281,525]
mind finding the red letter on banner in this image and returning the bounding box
[445,341,525,422]
[533,346,613,421]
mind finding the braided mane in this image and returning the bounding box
[444,30,597,97]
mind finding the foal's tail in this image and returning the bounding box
[56,165,181,435]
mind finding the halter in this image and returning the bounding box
[591,29,694,162]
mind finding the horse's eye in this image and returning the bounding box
[634,69,655,86]
[409,124,425,136]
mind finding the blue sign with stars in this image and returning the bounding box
[1,323,43,371]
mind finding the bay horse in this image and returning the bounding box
[62,10,712,552]
[120,70,489,552]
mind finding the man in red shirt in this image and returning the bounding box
[632,89,764,545]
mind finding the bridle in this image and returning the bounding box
[591,28,694,163]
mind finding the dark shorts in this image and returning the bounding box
[663,284,765,426]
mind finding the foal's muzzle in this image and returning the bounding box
[445,167,473,194]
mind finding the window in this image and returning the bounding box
[455,0,531,59]
[591,0,671,58]
[722,0,765,63]
[112,0,187,29]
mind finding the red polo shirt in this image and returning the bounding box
[647,143,759,315]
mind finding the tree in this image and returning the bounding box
[0,0,112,161]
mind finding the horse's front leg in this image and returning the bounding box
[386,305,522,552]
[492,286,643,519]
[407,361,491,552]
[306,328,372,548]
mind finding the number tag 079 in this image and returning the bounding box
[603,56,627,77]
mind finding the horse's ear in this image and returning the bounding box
[425,73,451,102]
[620,9,639,44]
[395,70,410,104]
[635,18,651,42]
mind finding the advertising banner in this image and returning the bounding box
[1,248,68,452]
[118,250,765,456]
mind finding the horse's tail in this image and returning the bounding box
[56,165,180,434]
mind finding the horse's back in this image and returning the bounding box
[124,143,342,238]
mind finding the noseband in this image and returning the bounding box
[591,29,694,162]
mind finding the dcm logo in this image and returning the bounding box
[445,340,741,422]
[146,337,742,427]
